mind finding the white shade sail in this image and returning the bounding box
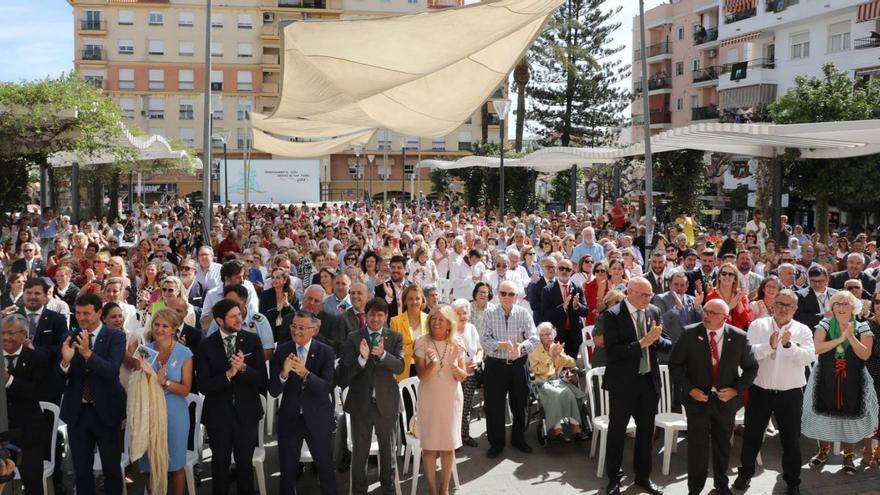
[251,127,375,158]
[261,0,563,143]
[49,127,199,168]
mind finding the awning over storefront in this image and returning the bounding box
[857,1,880,23]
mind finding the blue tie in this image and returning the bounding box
[297,345,306,360]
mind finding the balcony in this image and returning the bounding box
[633,76,671,93]
[855,36,880,50]
[80,20,106,31]
[261,54,280,65]
[81,48,105,61]
[486,114,501,126]
[261,24,279,37]
[262,82,279,94]
[278,0,326,8]
[765,0,798,14]
[634,41,672,61]
[632,108,671,126]
[692,105,720,121]
[725,8,756,24]
[693,27,718,46]
[692,66,720,84]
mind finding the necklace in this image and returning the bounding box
[431,338,448,369]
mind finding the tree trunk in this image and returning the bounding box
[480,103,489,145]
[513,57,529,152]
[815,194,829,243]
[109,171,120,220]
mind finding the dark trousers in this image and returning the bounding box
[685,398,737,494]
[739,385,803,487]
[605,374,657,483]
[350,402,397,495]
[461,374,479,438]
[19,444,43,494]
[207,417,259,495]
[67,406,123,495]
[484,357,529,449]
[278,413,337,495]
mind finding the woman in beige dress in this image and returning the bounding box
[414,305,467,495]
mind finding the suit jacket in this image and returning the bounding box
[668,322,758,414]
[374,281,409,321]
[6,346,49,447]
[52,325,127,428]
[644,270,668,295]
[54,284,80,315]
[11,258,46,278]
[654,292,701,363]
[686,267,716,296]
[17,307,67,363]
[269,339,336,433]
[186,280,207,321]
[527,277,553,324]
[601,301,671,395]
[540,280,587,346]
[258,287,297,340]
[341,307,366,333]
[829,270,876,295]
[794,287,839,331]
[341,327,405,419]
[389,312,429,381]
[195,329,267,430]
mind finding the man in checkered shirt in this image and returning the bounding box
[479,280,539,459]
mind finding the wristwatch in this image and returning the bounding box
[162,379,170,389]
[782,342,792,349]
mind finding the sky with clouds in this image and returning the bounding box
[1,0,665,83]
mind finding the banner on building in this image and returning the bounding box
[221,159,320,204]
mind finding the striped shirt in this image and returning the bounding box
[480,304,538,359]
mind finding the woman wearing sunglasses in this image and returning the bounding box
[704,262,752,331]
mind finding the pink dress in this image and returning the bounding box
[413,335,464,451]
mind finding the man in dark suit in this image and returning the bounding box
[196,298,267,495]
[288,285,348,356]
[10,242,46,278]
[2,313,50,494]
[602,277,671,495]
[52,293,127,495]
[687,249,718,296]
[654,272,704,365]
[794,265,837,331]
[342,297,405,495]
[270,310,337,495]
[829,252,875,294]
[341,282,370,333]
[644,250,669,295]
[668,299,758,495]
[527,257,557,324]
[373,255,409,321]
[18,277,68,363]
[540,258,587,359]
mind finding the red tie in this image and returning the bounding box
[562,284,571,330]
[708,331,720,388]
[357,312,365,329]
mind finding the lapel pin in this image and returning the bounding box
[697,336,704,341]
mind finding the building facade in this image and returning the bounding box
[69,0,494,203]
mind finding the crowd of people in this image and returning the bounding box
[1,199,880,495]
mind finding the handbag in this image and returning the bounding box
[408,415,420,438]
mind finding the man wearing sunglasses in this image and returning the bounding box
[541,259,587,360]
[735,290,814,495]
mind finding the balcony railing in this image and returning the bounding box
[692,105,720,121]
[765,0,798,13]
[692,66,720,83]
[486,114,501,126]
[634,41,672,60]
[719,57,775,75]
[633,77,671,93]
[80,20,106,31]
[693,27,718,45]
[278,0,326,7]
[855,36,880,50]
[632,108,671,125]
[81,48,105,61]
[725,8,756,24]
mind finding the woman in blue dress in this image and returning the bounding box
[140,308,193,494]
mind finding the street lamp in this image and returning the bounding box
[492,97,512,218]
[353,145,365,205]
[212,133,228,205]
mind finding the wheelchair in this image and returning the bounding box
[527,370,591,446]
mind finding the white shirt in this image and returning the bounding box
[747,316,816,391]
[815,290,830,314]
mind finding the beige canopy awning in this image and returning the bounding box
[254,0,563,156]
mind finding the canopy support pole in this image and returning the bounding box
[71,161,81,224]
[638,0,655,260]
[570,164,577,214]
[201,0,214,244]
[770,150,784,247]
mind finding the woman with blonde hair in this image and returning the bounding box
[705,261,752,330]
[135,308,193,494]
[390,285,430,380]
[413,305,467,495]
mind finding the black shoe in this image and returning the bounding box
[487,446,504,458]
[512,441,533,454]
[732,472,751,491]
[336,450,351,472]
[709,487,733,495]
[634,478,663,495]
[571,431,590,441]
[786,486,801,495]
[606,479,621,495]
[461,436,479,447]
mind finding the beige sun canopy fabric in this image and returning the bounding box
[251,127,375,158]
[262,0,563,143]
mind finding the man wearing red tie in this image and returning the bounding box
[668,299,758,495]
[540,259,587,360]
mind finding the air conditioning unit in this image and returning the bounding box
[263,12,275,23]
[708,49,717,58]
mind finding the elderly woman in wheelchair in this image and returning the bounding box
[528,322,588,442]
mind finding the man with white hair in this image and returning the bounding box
[483,253,524,304]
[506,248,530,289]
[571,227,605,264]
[830,251,876,294]
[195,246,223,291]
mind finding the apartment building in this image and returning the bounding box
[70,0,489,202]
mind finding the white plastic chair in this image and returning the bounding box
[94,415,131,495]
[586,367,635,477]
[265,361,281,436]
[398,377,460,495]
[655,365,688,475]
[579,326,595,372]
[183,394,205,495]
[254,395,268,495]
[341,388,401,495]
[14,402,60,494]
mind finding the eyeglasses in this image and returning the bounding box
[290,324,318,332]
[498,291,517,297]
[845,286,862,291]
[702,309,726,317]
[832,302,852,308]
[557,267,572,272]
[774,301,795,309]
[161,287,177,293]
[180,266,195,272]
[719,272,736,277]
[666,248,677,253]
[594,269,606,274]
[495,264,508,269]
[872,299,880,305]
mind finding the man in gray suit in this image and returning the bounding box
[735,251,764,297]
[654,272,704,363]
[342,297,405,495]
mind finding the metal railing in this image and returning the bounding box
[633,77,671,92]
[80,19,106,30]
[634,41,672,60]
[278,0,326,7]
[694,27,718,45]
[855,37,880,50]
[692,106,720,121]
[692,66,720,83]
[765,0,798,13]
[718,57,775,75]
[632,108,671,125]
[725,8,756,24]
[81,48,104,60]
